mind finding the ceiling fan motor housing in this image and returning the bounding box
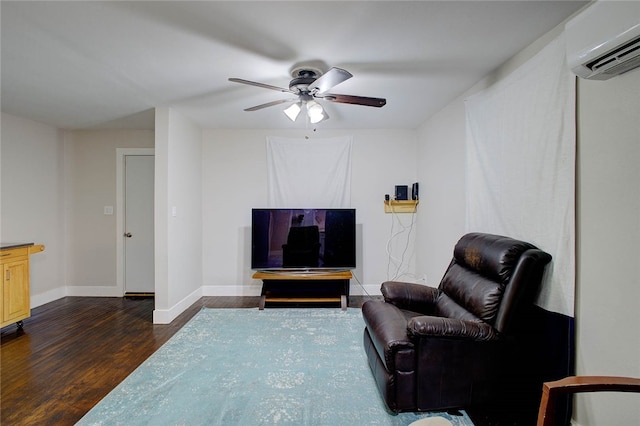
[289,68,321,93]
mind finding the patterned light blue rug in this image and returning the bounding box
[78,308,474,425]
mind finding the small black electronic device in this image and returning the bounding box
[385,194,390,201]
[395,185,408,200]
[412,182,419,200]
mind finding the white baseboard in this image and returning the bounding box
[29,283,382,325]
[31,287,68,309]
[349,284,381,296]
[31,285,121,309]
[202,283,262,297]
[66,285,122,297]
[153,287,202,324]
[202,283,381,296]
[202,283,382,297]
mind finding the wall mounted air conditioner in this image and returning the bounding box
[565,1,640,80]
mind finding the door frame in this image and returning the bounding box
[116,148,155,296]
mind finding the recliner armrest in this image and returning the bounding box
[381,281,439,314]
[407,316,497,341]
[362,300,416,373]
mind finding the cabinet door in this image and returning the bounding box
[0,264,3,322]
[3,259,30,323]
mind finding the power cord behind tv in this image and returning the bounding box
[386,206,418,282]
[349,271,372,297]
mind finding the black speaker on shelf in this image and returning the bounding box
[412,182,419,200]
[395,185,408,200]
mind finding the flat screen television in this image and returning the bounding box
[251,208,356,271]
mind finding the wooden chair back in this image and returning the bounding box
[537,376,640,426]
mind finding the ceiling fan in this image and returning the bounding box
[229,64,386,124]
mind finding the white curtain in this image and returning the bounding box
[464,34,575,316]
[266,136,352,208]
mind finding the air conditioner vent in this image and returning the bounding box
[598,55,640,78]
[586,35,640,73]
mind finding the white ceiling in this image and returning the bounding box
[1,1,588,130]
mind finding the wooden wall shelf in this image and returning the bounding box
[384,200,419,213]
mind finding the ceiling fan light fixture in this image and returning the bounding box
[283,102,301,121]
[306,100,327,123]
[306,100,323,115]
[309,109,328,124]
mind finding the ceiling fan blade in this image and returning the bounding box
[320,93,386,108]
[243,99,292,111]
[229,78,291,93]
[308,67,353,94]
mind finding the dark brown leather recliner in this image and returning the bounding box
[362,232,552,413]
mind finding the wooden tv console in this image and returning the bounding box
[252,270,352,310]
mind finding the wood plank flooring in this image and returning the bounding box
[0,296,374,426]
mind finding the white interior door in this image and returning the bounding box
[124,155,154,294]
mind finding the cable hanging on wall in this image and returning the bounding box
[385,205,417,282]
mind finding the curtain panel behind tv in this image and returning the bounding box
[464,33,576,317]
[266,136,353,208]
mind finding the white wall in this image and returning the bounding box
[1,113,66,306]
[416,20,640,426]
[201,128,418,296]
[574,69,640,426]
[63,129,154,296]
[1,112,416,315]
[1,115,156,307]
[153,108,203,323]
[415,101,467,285]
[415,14,566,286]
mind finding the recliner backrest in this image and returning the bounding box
[436,233,551,334]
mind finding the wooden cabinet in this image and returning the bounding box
[0,244,44,329]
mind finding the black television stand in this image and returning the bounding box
[252,270,352,310]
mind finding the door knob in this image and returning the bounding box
[124,232,132,238]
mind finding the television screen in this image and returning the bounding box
[251,208,356,271]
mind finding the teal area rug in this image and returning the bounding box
[78,308,474,425]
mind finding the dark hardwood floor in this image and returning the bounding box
[1,296,375,425]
